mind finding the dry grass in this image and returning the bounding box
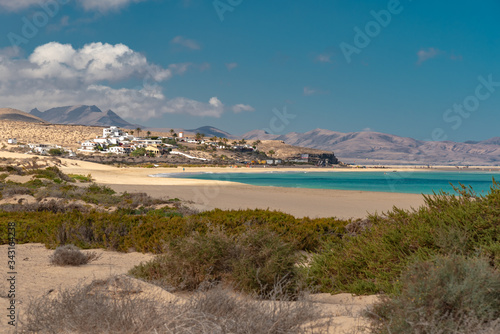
[49,244,101,266]
[23,276,326,333]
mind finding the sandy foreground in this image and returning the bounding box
[0,244,378,334]
[0,152,424,332]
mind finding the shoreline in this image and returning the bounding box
[3,151,486,218]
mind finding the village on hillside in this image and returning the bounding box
[5,125,339,167]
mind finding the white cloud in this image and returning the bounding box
[303,87,316,96]
[0,42,230,119]
[0,0,147,12]
[225,62,238,71]
[79,0,145,12]
[417,47,442,65]
[171,36,201,50]
[232,104,254,113]
[303,86,328,97]
[315,53,332,63]
[0,0,39,12]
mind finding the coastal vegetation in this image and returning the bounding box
[1,163,499,332]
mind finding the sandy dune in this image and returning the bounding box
[0,244,377,334]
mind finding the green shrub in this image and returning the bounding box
[308,182,500,294]
[130,227,235,291]
[68,174,93,182]
[130,228,303,298]
[48,148,64,156]
[231,229,303,298]
[370,255,500,334]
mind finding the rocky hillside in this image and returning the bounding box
[30,105,139,129]
[0,108,47,123]
[243,129,500,165]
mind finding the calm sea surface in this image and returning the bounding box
[154,171,500,195]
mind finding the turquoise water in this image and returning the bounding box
[156,171,500,194]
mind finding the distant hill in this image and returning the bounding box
[0,108,47,123]
[185,126,235,139]
[242,128,500,165]
[30,105,140,129]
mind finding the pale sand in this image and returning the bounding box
[0,244,376,333]
[0,151,426,218]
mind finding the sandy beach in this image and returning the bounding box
[0,151,427,219]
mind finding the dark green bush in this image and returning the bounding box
[370,255,500,334]
[231,228,302,297]
[308,182,500,294]
[130,227,303,298]
[130,227,235,291]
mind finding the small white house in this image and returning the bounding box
[80,141,97,151]
[103,126,127,138]
[7,138,17,144]
[109,146,126,154]
[33,147,51,155]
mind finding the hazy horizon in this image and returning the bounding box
[0,0,499,142]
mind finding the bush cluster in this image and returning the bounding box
[370,255,500,334]
[129,227,303,298]
[308,182,500,294]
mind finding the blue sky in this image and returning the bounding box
[0,0,499,141]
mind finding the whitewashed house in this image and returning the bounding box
[80,141,97,151]
[7,138,17,144]
[103,126,128,138]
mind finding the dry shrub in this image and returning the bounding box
[370,255,500,334]
[50,244,101,266]
[23,276,324,334]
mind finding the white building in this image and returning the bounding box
[109,146,128,154]
[7,138,17,144]
[132,139,162,146]
[80,141,97,151]
[103,126,127,138]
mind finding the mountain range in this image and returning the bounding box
[30,105,140,129]
[0,108,46,123]
[6,103,499,165]
[242,129,500,166]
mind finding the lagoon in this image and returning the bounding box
[159,171,500,195]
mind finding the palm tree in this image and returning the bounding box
[146,130,151,138]
[252,140,260,149]
[222,138,228,147]
[268,150,275,158]
[239,139,247,145]
[195,132,202,141]
[135,127,142,137]
[170,129,175,137]
[130,130,134,136]
[210,136,217,143]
